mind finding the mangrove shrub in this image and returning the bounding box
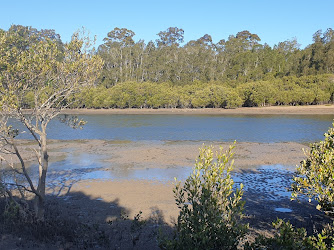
[162,143,247,249]
[291,122,334,216]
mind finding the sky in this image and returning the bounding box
[1,0,333,49]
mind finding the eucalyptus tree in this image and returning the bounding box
[273,38,301,76]
[156,27,184,47]
[322,28,334,74]
[183,34,217,82]
[155,27,185,82]
[298,28,334,76]
[0,26,103,220]
[142,41,159,82]
[215,30,262,81]
[215,38,230,81]
[299,30,327,76]
[99,27,136,85]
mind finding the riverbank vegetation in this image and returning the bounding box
[90,26,334,109]
[2,25,334,109]
[71,75,334,109]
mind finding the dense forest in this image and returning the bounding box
[2,25,334,108]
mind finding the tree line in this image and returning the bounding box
[68,74,333,109]
[2,25,334,109]
[97,27,334,86]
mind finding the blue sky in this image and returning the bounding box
[1,0,333,48]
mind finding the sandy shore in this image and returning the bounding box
[61,105,334,115]
[36,139,329,239]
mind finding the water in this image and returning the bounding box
[275,208,293,213]
[44,154,296,202]
[233,165,294,201]
[13,114,334,143]
[45,152,192,183]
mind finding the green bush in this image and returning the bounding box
[245,219,334,250]
[161,143,247,249]
[291,122,334,215]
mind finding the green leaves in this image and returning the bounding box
[291,122,334,216]
[164,143,247,249]
[0,26,103,113]
[245,219,334,249]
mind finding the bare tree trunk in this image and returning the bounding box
[34,124,48,220]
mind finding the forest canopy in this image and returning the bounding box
[2,25,334,109]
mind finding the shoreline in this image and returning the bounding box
[60,105,334,115]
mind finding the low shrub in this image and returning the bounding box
[161,143,247,249]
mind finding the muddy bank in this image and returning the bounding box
[61,105,334,115]
[33,139,306,225]
[5,139,308,223]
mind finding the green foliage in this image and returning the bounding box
[291,122,334,215]
[162,143,247,249]
[3,201,20,222]
[0,25,103,112]
[6,25,334,110]
[97,26,334,86]
[68,74,334,110]
[0,25,103,220]
[245,219,334,250]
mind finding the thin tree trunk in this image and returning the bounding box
[34,124,48,220]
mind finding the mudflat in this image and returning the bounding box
[38,139,328,242]
[29,139,306,223]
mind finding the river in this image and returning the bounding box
[14,114,334,143]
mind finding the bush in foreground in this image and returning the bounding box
[245,219,334,250]
[291,122,334,216]
[161,143,247,249]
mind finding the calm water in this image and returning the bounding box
[15,114,334,143]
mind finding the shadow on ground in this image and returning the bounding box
[0,191,172,250]
[0,172,172,250]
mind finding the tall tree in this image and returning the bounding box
[0,26,103,219]
[156,27,184,47]
[99,27,136,85]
